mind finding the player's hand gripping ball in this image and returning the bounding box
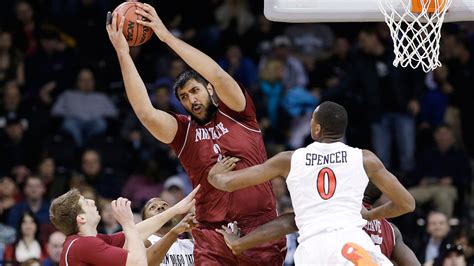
[109,1,153,46]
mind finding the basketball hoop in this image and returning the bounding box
[378,0,453,72]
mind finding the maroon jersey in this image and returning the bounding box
[169,87,277,227]
[59,232,127,266]
[363,218,395,258]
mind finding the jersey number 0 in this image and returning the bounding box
[317,167,337,200]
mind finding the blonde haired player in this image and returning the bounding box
[208,101,415,265]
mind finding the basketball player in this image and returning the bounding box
[208,101,415,265]
[142,197,195,265]
[215,183,420,265]
[50,187,198,266]
[106,4,285,265]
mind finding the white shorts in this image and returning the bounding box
[294,227,393,266]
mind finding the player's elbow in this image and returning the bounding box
[208,174,234,192]
[218,176,236,192]
[135,108,154,122]
[401,195,416,214]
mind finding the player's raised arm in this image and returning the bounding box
[135,3,246,112]
[208,152,293,192]
[135,185,199,240]
[147,213,196,265]
[111,198,147,266]
[216,212,297,255]
[106,12,178,144]
[362,150,415,220]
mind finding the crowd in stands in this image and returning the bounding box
[0,0,473,265]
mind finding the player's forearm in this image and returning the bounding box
[116,51,154,117]
[365,201,413,221]
[162,34,233,90]
[136,207,178,240]
[233,213,297,253]
[209,165,270,192]
[146,231,179,265]
[122,225,147,266]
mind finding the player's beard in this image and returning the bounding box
[187,94,218,125]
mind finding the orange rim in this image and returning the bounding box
[411,0,448,13]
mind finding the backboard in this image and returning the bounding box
[264,0,474,22]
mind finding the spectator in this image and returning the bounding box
[310,37,352,91]
[0,90,35,172]
[23,25,75,96]
[0,176,20,223]
[97,199,122,235]
[260,36,309,90]
[241,14,281,62]
[79,149,123,199]
[218,44,258,89]
[152,58,187,114]
[36,156,67,200]
[326,26,422,174]
[433,242,467,266]
[0,81,29,127]
[254,57,288,143]
[415,211,451,264]
[409,124,471,218]
[0,222,16,264]
[4,211,47,263]
[163,176,186,206]
[121,161,165,211]
[7,176,50,228]
[281,86,319,149]
[446,38,474,157]
[215,0,255,41]
[41,231,66,266]
[51,68,118,146]
[12,0,38,57]
[284,23,335,67]
[420,66,450,129]
[0,31,24,87]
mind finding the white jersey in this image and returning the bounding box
[286,141,369,244]
[148,235,194,266]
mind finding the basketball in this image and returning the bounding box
[113,1,153,46]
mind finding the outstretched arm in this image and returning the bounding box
[135,3,246,112]
[362,150,415,220]
[136,186,199,240]
[208,151,293,192]
[390,223,420,266]
[106,12,178,144]
[147,213,196,265]
[216,212,297,255]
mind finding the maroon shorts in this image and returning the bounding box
[193,223,286,265]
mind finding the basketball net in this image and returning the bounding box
[378,0,453,72]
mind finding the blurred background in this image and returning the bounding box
[0,0,472,265]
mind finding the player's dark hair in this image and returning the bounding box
[363,182,382,205]
[173,69,209,100]
[313,101,348,137]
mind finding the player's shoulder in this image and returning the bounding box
[361,149,383,167]
[76,235,106,245]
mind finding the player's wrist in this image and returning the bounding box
[121,222,137,231]
[116,49,130,58]
[158,30,174,43]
